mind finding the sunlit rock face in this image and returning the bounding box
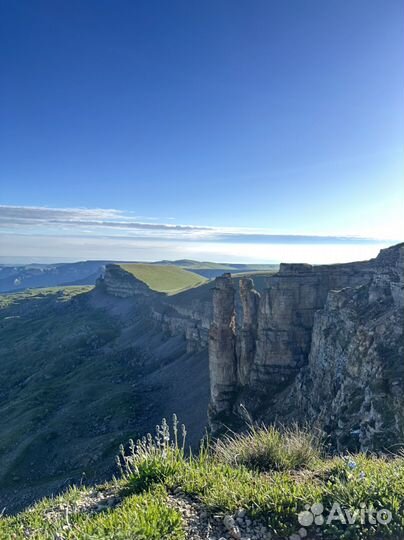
[299,242,404,451]
[208,274,238,432]
[238,278,260,386]
[97,264,151,298]
[208,243,404,450]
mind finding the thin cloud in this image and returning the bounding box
[0,205,125,221]
[0,205,397,245]
[0,205,211,233]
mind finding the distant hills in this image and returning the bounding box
[0,260,279,293]
[0,261,110,293]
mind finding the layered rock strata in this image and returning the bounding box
[208,243,404,449]
[208,274,237,430]
[97,264,151,298]
[238,278,260,386]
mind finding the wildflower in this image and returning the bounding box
[359,471,366,479]
[348,460,357,470]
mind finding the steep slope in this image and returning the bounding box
[0,285,210,513]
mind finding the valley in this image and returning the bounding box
[0,245,403,540]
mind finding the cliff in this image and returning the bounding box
[208,243,404,450]
[97,264,152,298]
[208,274,237,431]
[96,264,212,353]
[297,243,404,450]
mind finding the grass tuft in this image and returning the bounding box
[213,423,321,472]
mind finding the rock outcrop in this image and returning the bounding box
[208,243,404,449]
[97,264,151,298]
[96,264,212,353]
[297,242,404,450]
[208,274,238,431]
[238,278,260,386]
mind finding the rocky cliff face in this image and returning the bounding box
[97,264,211,353]
[208,243,404,450]
[208,274,237,431]
[238,278,260,386]
[296,242,404,450]
[97,264,151,298]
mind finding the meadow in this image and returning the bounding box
[119,264,207,294]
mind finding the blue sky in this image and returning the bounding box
[0,0,403,263]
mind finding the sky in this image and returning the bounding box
[0,0,403,264]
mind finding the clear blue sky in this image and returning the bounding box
[0,0,403,263]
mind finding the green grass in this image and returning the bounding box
[154,259,279,271]
[118,419,404,539]
[213,423,321,472]
[0,484,184,540]
[0,286,92,309]
[3,420,404,539]
[119,264,207,294]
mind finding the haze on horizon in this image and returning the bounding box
[1,1,403,264]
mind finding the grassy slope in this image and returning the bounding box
[0,285,211,516]
[0,285,91,308]
[2,422,404,539]
[154,259,279,271]
[162,261,280,280]
[0,287,146,512]
[119,264,207,294]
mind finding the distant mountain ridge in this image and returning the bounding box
[0,260,279,293]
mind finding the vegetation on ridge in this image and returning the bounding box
[2,418,404,539]
[119,263,207,294]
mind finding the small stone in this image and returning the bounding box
[229,527,242,540]
[289,535,301,540]
[223,515,236,530]
[237,508,247,518]
[298,528,307,538]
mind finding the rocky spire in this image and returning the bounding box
[238,277,260,386]
[208,273,237,429]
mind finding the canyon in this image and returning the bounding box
[98,243,404,450]
[1,244,402,513]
